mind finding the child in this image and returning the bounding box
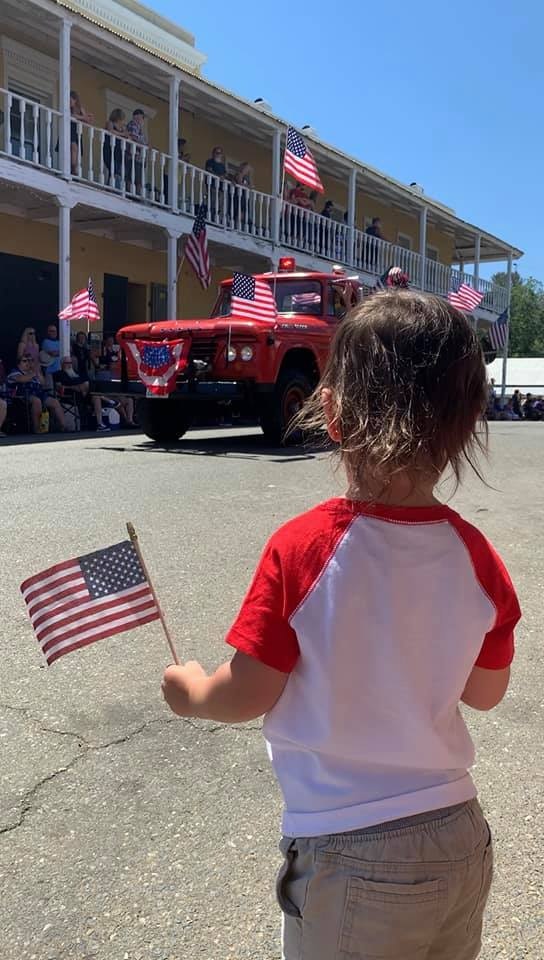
[162,291,521,960]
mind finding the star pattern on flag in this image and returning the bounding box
[79,542,146,600]
[141,344,171,368]
[286,128,307,159]
[232,274,255,300]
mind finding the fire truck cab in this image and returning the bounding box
[116,259,364,444]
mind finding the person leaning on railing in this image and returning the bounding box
[103,109,130,189]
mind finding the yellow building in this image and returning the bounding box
[0,0,523,362]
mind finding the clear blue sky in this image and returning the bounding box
[154,0,539,280]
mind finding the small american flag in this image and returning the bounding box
[448,282,484,313]
[284,127,324,193]
[291,291,322,307]
[488,309,509,352]
[59,277,100,322]
[21,541,159,666]
[231,273,277,321]
[185,204,211,289]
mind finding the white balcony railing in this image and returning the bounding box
[0,90,508,315]
[1,88,60,171]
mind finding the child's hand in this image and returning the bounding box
[161,661,207,717]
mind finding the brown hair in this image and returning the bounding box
[109,108,125,124]
[297,291,488,490]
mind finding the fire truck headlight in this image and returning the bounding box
[227,345,237,362]
[240,345,254,361]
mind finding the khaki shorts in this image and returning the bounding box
[276,799,493,960]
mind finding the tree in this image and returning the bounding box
[490,273,544,357]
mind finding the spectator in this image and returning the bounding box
[232,163,252,227]
[321,200,334,218]
[177,138,191,163]
[205,146,227,179]
[0,360,7,437]
[104,108,129,188]
[126,108,148,193]
[94,335,119,382]
[69,91,94,175]
[40,323,61,385]
[72,331,93,381]
[365,217,384,239]
[512,389,523,418]
[17,327,40,365]
[8,355,66,433]
[500,398,520,421]
[234,162,251,188]
[58,357,115,432]
[523,393,540,421]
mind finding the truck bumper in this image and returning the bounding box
[100,379,274,400]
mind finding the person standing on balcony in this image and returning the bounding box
[126,109,148,195]
[104,109,129,189]
[233,162,252,228]
[205,147,227,220]
[365,216,385,240]
[69,91,94,175]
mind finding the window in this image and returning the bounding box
[214,280,323,318]
[1,37,57,164]
[397,233,412,250]
[426,245,439,261]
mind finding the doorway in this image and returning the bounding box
[103,273,128,335]
[127,282,147,325]
[0,253,58,365]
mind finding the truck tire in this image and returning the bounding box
[138,398,192,443]
[260,368,312,446]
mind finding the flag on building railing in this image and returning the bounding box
[126,339,189,396]
[284,127,324,193]
[376,266,410,290]
[185,204,211,289]
[231,273,277,321]
[488,309,509,352]
[21,541,160,666]
[58,277,100,322]
[447,282,483,313]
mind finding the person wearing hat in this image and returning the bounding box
[126,108,148,194]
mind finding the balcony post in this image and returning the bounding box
[501,251,513,404]
[271,127,282,246]
[58,199,71,357]
[418,206,427,290]
[347,167,357,266]
[473,233,481,289]
[168,74,180,211]
[58,18,72,178]
[166,230,180,318]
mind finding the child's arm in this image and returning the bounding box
[161,651,289,723]
[461,665,510,711]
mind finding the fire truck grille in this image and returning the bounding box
[188,337,217,364]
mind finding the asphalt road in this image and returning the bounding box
[0,424,542,960]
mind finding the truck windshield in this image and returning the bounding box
[214,280,323,318]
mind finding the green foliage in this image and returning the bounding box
[490,273,544,356]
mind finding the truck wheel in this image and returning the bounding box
[138,398,192,443]
[260,368,312,446]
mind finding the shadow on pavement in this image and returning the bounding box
[90,431,330,463]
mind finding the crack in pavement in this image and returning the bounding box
[0,704,261,838]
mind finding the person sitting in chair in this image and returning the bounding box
[8,355,66,433]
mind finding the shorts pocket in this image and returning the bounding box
[467,829,494,935]
[275,838,303,919]
[339,876,446,958]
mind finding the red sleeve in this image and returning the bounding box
[225,502,354,673]
[451,517,521,670]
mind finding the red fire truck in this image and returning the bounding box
[116,258,365,444]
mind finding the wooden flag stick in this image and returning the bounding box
[126,522,180,665]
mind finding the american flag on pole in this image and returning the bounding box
[488,309,509,352]
[447,282,484,313]
[231,273,277,321]
[284,127,324,193]
[21,541,160,666]
[59,277,101,322]
[185,204,211,289]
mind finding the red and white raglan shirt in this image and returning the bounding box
[226,499,521,838]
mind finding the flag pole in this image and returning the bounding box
[126,522,180,665]
[272,125,289,304]
[176,253,185,282]
[501,252,513,405]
